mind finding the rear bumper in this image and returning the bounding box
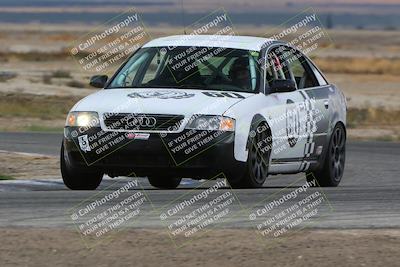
[63,127,246,178]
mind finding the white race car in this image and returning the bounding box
[61,35,346,189]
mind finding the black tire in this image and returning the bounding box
[148,176,182,189]
[307,124,346,187]
[60,142,103,190]
[228,123,271,188]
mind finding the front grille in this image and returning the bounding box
[103,113,184,131]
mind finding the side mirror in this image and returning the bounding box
[89,75,108,88]
[269,79,296,93]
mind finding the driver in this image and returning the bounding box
[229,57,250,90]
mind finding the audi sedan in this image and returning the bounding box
[61,35,346,189]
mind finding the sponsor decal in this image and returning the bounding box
[128,90,195,99]
[126,133,150,140]
[202,91,245,99]
[286,99,300,147]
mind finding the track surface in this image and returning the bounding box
[0,132,399,229]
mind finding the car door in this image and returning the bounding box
[261,45,308,173]
[282,47,331,172]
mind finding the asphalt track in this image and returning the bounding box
[0,132,399,229]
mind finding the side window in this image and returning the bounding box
[284,48,319,89]
[265,48,287,87]
[309,63,328,86]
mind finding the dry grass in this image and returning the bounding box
[347,107,400,141]
[0,174,14,180]
[347,107,400,128]
[0,71,17,82]
[0,93,80,120]
[66,79,86,88]
[314,57,400,75]
[0,151,59,179]
[0,51,70,62]
[0,117,65,132]
[51,70,71,78]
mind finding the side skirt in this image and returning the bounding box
[268,158,319,174]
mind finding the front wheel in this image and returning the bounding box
[60,142,103,190]
[227,123,271,188]
[148,176,182,189]
[307,124,346,187]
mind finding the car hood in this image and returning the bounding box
[73,88,254,117]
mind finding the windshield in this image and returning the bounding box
[108,46,260,93]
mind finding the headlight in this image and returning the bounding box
[66,111,100,127]
[186,115,235,131]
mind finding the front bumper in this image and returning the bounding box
[63,127,246,178]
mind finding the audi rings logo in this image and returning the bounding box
[127,116,157,128]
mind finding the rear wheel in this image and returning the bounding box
[228,123,271,188]
[148,176,182,189]
[61,142,103,190]
[307,124,346,187]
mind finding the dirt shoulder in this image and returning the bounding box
[0,150,59,179]
[1,228,399,267]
